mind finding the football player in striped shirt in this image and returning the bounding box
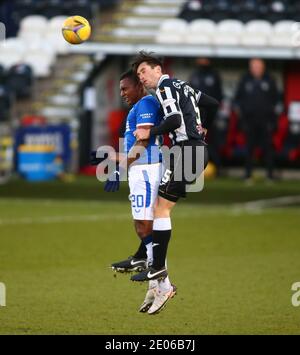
[131,51,219,314]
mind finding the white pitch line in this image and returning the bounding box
[0,209,270,226]
[0,208,243,226]
[0,198,119,207]
[0,195,299,226]
[233,195,300,211]
[0,214,131,226]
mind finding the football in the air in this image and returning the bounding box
[62,16,91,44]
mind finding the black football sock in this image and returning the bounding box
[133,241,147,259]
[152,218,172,270]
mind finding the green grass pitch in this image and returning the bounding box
[0,177,300,334]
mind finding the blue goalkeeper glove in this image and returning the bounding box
[104,165,125,192]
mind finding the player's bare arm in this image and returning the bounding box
[119,125,152,168]
[134,114,181,141]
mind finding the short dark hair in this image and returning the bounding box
[131,50,163,73]
[120,69,140,85]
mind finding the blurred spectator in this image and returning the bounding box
[234,58,280,181]
[6,64,33,99]
[189,58,223,173]
[0,0,18,38]
[0,84,12,123]
[189,58,222,102]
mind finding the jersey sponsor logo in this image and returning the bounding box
[140,113,153,119]
[159,88,165,93]
[173,82,181,89]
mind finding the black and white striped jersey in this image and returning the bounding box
[155,74,204,144]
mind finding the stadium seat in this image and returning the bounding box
[45,32,71,55]
[185,32,212,45]
[212,20,244,46]
[23,52,52,78]
[189,19,216,34]
[48,16,67,31]
[274,20,297,33]
[0,39,26,69]
[245,20,273,35]
[241,20,272,46]
[27,39,57,65]
[156,19,188,44]
[213,32,241,46]
[19,15,48,32]
[269,20,297,47]
[0,48,23,69]
[240,32,269,47]
[18,15,48,45]
[2,38,26,53]
[217,19,244,33]
[185,19,216,45]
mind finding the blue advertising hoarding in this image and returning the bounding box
[15,124,71,165]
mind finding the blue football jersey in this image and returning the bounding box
[124,95,162,164]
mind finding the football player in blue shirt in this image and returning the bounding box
[95,69,176,314]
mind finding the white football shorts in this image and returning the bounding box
[128,163,162,221]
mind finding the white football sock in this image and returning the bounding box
[158,258,171,292]
[149,280,158,289]
[146,242,153,266]
[158,276,171,292]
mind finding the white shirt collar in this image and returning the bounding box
[157,74,170,89]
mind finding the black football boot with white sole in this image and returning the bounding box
[131,267,168,282]
[111,256,147,273]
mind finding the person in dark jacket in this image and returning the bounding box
[234,58,280,181]
[189,58,223,173]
